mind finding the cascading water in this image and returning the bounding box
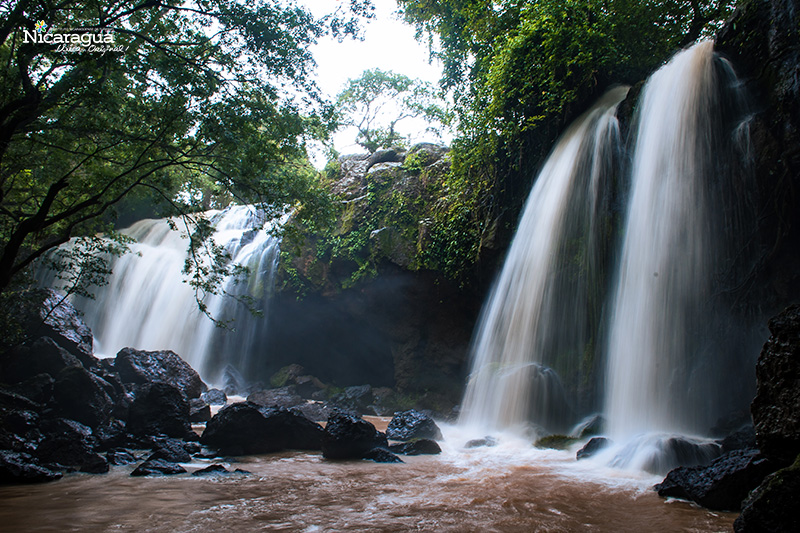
[604,41,755,443]
[58,205,282,385]
[459,86,629,434]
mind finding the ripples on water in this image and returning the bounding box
[0,422,736,532]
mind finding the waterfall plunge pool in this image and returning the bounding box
[0,422,736,532]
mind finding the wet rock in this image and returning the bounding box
[655,449,776,511]
[465,436,498,449]
[720,425,758,454]
[385,409,443,441]
[115,347,207,399]
[126,382,192,439]
[36,418,103,471]
[328,385,374,416]
[735,453,800,532]
[610,435,722,475]
[321,412,388,460]
[5,373,55,405]
[293,375,326,400]
[749,304,800,465]
[247,386,304,409]
[201,402,323,455]
[130,458,187,477]
[571,414,606,439]
[389,439,441,456]
[189,398,212,423]
[0,450,62,484]
[577,437,611,460]
[79,453,109,474]
[147,438,192,463]
[191,464,231,476]
[0,336,82,383]
[106,448,138,465]
[534,434,579,450]
[52,366,114,428]
[290,402,331,422]
[363,447,403,463]
[201,389,227,406]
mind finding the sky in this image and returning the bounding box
[302,0,451,164]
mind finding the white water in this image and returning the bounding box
[459,87,628,434]
[605,41,752,440]
[69,205,282,385]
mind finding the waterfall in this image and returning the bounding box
[459,87,628,434]
[62,205,282,385]
[604,41,754,440]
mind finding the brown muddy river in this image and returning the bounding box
[0,422,736,532]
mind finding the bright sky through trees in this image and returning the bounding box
[303,0,450,160]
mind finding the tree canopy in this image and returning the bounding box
[0,0,374,296]
[335,68,449,152]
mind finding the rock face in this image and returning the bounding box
[115,347,207,399]
[200,402,323,455]
[385,410,443,441]
[321,412,388,460]
[734,454,800,532]
[655,449,776,511]
[749,304,800,465]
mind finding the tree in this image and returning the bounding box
[0,0,374,297]
[335,68,449,152]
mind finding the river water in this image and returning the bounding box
[0,421,735,532]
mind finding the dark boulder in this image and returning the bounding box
[734,453,800,532]
[655,449,776,511]
[0,336,81,383]
[321,411,388,460]
[126,382,192,439]
[577,437,611,460]
[115,347,206,399]
[571,414,605,439]
[385,409,443,441]
[147,438,192,463]
[51,366,114,428]
[749,304,800,465]
[363,447,403,463]
[189,398,212,423]
[200,402,323,455]
[5,373,54,405]
[389,439,441,456]
[130,458,187,476]
[290,401,331,422]
[247,386,304,409]
[35,418,104,472]
[106,448,138,465]
[201,389,227,406]
[79,453,110,474]
[0,450,62,484]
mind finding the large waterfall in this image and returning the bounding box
[64,205,282,385]
[459,87,628,433]
[461,41,756,444]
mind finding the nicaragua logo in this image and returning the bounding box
[23,20,128,55]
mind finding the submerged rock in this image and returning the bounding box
[750,304,800,466]
[655,449,776,511]
[321,412,388,460]
[577,437,611,460]
[201,402,323,455]
[385,410,442,441]
[363,447,403,463]
[130,458,187,477]
[464,436,498,449]
[115,347,207,400]
[534,434,578,451]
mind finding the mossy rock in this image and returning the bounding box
[534,434,579,450]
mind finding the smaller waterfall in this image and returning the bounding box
[459,87,628,434]
[58,205,282,384]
